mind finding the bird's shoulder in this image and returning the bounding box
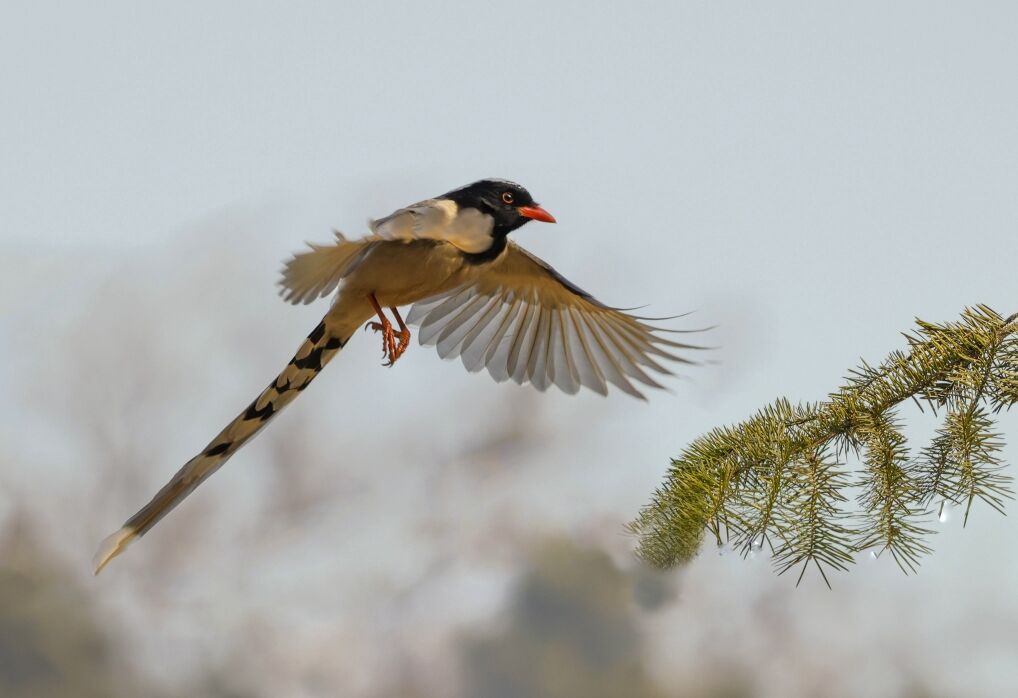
[479,241,599,305]
[368,198,456,238]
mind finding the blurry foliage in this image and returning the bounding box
[632,306,1018,586]
[458,540,670,698]
[0,514,144,698]
[0,510,290,698]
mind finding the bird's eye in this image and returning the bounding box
[501,192,514,204]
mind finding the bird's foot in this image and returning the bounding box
[365,319,397,365]
[391,326,411,364]
[366,293,412,367]
[364,319,410,367]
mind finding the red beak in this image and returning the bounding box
[518,205,556,224]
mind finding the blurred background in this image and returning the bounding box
[3,2,1018,696]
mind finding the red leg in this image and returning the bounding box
[364,294,408,366]
[389,306,412,362]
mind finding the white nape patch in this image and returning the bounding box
[429,198,458,220]
[369,199,495,254]
[443,206,495,253]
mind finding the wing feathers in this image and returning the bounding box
[528,307,553,391]
[566,308,609,395]
[484,297,525,382]
[575,312,646,398]
[508,302,540,385]
[550,310,580,394]
[409,242,703,397]
[460,296,506,371]
[278,232,376,305]
[435,294,492,358]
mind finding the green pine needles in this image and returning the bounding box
[631,306,1018,587]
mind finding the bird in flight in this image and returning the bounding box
[93,179,702,574]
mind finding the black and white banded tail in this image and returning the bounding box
[93,316,346,574]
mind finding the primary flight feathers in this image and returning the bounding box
[93,178,703,574]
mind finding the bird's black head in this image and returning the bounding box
[442,178,556,236]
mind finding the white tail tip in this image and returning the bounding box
[92,526,137,575]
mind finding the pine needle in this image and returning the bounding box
[631,306,1017,586]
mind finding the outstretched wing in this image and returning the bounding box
[406,242,704,398]
[278,231,378,305]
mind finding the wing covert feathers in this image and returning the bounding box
[92,317,347,574]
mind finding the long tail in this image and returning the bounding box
[93,316,348,574]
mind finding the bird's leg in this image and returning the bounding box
[388,306,412,363]
[365,293,401,367]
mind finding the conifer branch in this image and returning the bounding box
[631,306,1017,585]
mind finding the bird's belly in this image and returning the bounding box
[340,240,474,307]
